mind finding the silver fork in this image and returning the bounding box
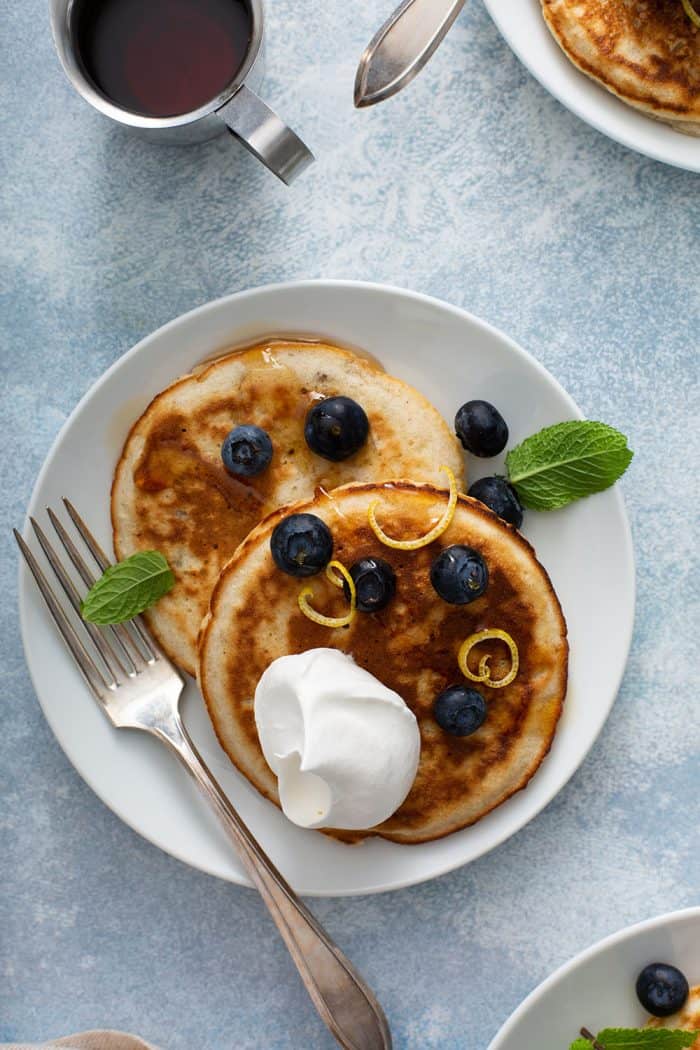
[15,501,392,1050]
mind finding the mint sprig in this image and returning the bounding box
[506,420,633,511]
[570,1027,698,1049]
[80,551,175,624]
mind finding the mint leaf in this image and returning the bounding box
[573,1029,699,1050]
[80,551,175,624]
[598,1028,698,1048]
[506,421,633,510]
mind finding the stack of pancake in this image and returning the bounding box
[542,0,700,135]
[112,338,568,843]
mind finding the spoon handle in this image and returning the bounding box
[354,0,467,108]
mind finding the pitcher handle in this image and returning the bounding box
[218,84,314,184]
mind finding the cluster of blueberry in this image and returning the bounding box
[220,391,523,533]
[456,399,524,529]
[221,394,370,477]
[270,512,489,605]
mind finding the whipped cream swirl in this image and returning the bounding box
[254,648,420,830]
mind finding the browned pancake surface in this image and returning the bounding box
[112,341,464,675]
[542,0,700,132]
[199,483,568,844]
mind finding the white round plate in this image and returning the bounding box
[19,281,634,896]
[489,907,700,1049]
[483,0,700,173]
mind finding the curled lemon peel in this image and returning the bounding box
[368,466,458,551]
[458,629,519,690]
[681,0,700,27]
[298,560,356,628]
[325,562,347,589]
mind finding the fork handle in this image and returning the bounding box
[153,713,392,1050]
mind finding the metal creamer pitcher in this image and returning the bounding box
[50,0,314,184]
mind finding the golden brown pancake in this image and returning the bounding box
[542,0,700,134]
[112,340,464,675]
[199,482,568,843]
[647,984,700,1044]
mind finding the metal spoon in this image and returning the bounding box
[354,0,466,108]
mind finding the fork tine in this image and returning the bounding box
[15,529,113,699]
[47,508,149,669]
[123,614,157,663]
[30,517,134,682]
[62,498,111,572]
[47,506,100,589]
[62,499,157,662]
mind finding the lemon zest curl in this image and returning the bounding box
[368,467,458,551]
[458,628,519,689]
[298,560,356,628]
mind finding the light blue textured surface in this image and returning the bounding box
[2,1,699,1047]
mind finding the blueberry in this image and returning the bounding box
[305,396,369,461]
[430,545,489,605]
[434,685,487,736]
[221,425,273,477]
[270,514,333,577]
[636,963,689,1018]
[342,557,396,613]
[455,400,509,458]
[468,476,524,529]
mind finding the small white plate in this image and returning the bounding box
[483,0,700,173]
[489,907,700,1048]
[19,281,634,896]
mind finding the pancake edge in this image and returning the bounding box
[541,0,700,135]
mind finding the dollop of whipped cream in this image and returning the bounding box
[254,648,420,830]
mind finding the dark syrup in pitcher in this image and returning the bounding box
[75,0,252,117]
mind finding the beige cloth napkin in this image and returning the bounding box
[2,1032,159,1050]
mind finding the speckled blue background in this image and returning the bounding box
[2,0,699,1046]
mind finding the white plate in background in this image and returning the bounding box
[483,0,700,173]
[489,907,700,1049]
[18,281,635,895]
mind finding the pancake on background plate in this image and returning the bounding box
[112,340,464,675]
[647,984,700,1045]
[199,482,568,844]
[541,0,700,135]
